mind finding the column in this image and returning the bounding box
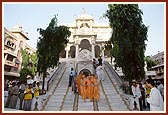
[91,36,95,59]
[75,44,79,59]
[66,47,69,61]
[101,43,105,62]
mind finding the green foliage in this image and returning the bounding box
[29,52,38,76]
[20,48,29,67]
[105,4,148,84]
[144,56,157,70]
[37,15,71,90]
[19,48,38,81]
[19,67,32,82]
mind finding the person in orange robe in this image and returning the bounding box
[86,75,92,100]
[76,72,83,95]
[89,74,94,102]
[93,74,100,101]
[80,75,87,102]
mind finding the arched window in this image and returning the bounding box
[19,41,23,47]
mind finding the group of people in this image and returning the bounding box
[4,80,40,111]
[93,56,104,81]
[131,79,164,111]
[68,69,100,102]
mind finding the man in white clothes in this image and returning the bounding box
[96,64,102,81]
[145,79,164,111]
[131,80,142,111]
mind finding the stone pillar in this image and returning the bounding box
[66,47,69,61]
[101,43,105,62]
[75,44,79,59]
[91,36,95,59]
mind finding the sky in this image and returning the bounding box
[3,2,165,56]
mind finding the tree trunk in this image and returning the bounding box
[42,71,46,91]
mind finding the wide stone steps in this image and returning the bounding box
[43,62,129,111]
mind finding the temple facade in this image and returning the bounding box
[60,10,112,62]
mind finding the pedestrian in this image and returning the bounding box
[72,71,77,94]
[139,83,146,109]
[80,75,87,102]
[23,83,34,111]
[131,80,142,111]
[34,82,40,97]
[76,72,83,95]
[68,68,75,87]
[19,81,27,110]
[5,82,12,108]
[98,56,103,66]
[157,80,164,100]
[93,74,100,101]
[145,79,164,111]
[96,64,102,81]
[8,82,19,109]
[144,83,151,109]
[92,58,97,73]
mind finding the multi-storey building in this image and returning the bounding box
[150,51,164,78]
[4,25,36,80]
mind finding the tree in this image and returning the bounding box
[19,48,37,82]
[144,56,157,70]
[105,4,148,84]
[37,15,71,91]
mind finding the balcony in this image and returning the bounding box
[5,60,15,67]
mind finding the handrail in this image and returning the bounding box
[104,61,123,85]
[47,62,66,91]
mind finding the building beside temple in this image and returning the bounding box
[150,51,164,79]
[3,25,36,80]
[60,10,112,62]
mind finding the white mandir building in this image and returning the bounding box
[59,10,112,62]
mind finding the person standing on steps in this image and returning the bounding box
[98,56,103,66]
[68,68,75,87]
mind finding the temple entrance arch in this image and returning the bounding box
[79,39,91,51]
[79,69,92,76]
[69,45,76,58]
[95,45,101,58]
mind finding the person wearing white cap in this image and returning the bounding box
[131,80,142,111]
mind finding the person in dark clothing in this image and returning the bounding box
[69,68,75,87]
[98,56,102,66]
[139,83,146,109]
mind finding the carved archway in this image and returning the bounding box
[79,39,91,51]
[95,45,100,58]
[79,69,92,76]
[60,50,66,58]
[69,45,76,58]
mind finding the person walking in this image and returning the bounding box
[96,64,101,81]
[145,79,164,111]
[92,58,97,74]
[98,56,103,66]
[68,68,75,87]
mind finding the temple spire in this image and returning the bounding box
[83,8,86,14]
